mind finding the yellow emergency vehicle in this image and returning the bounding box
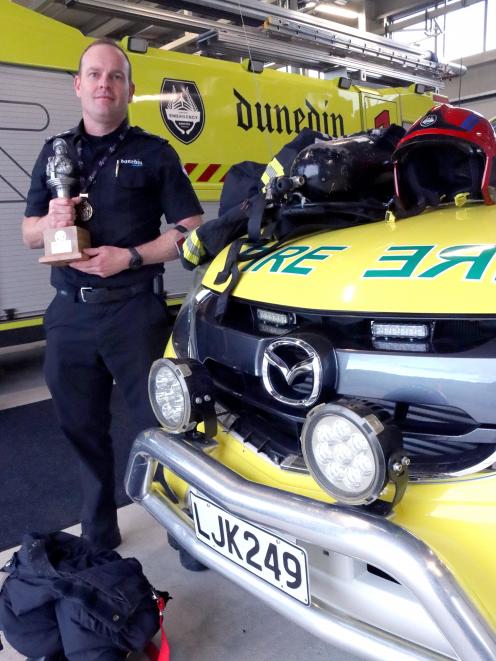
[0,0,444,345]
[125,96,496,661]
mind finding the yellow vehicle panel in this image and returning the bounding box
[0,0,88,70]
[129,57,425,200]
[361,93,399,129]
[203,204,496,314]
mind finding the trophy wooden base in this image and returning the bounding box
[39,226,91,266]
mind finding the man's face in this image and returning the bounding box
[74,44,135,130]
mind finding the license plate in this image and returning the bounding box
[190,492,310,605]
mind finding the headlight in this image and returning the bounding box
[148,358,216,437]
[171,264,210,358]
[301,400,406,506]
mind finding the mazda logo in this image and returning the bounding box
[262,337,323,407]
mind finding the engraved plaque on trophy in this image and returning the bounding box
[38,226,92,264]
[39,138,92,266]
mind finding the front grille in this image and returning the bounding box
[222,298,496,354]
[195,294,496,475]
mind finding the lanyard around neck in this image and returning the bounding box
[77,124,131,193]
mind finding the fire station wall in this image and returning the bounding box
[445,49,496,119]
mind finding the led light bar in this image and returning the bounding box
[372,339,429,353]
[256,308,296,327]
[371,321,430,339]
[257,322,288,336]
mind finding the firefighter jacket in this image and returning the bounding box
[0,531,159,660]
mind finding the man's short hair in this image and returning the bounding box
[78,38,133,82]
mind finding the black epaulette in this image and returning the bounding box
[131,126,169,144]
[45,128,77,144]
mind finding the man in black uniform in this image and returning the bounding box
[22,39,203,551]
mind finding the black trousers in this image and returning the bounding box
[44,290,169,540]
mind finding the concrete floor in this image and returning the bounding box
[0,342,364,660]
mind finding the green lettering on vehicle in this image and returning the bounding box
[282,246,347,275]
[245,245,347,274]
[239,244,269,271]
[248,246,309,273]
[364,245,435,278]
[418,245,496,280]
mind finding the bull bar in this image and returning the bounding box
[125,429,496,661]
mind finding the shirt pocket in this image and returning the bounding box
[117,166,148,189]
[114,166,153,220]
[111,166,159,241]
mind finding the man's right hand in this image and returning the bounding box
[22,196,82,248]
[46,196,81,228]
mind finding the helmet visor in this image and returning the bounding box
[395,139,485,210]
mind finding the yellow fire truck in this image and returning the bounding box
[0,0,455,345]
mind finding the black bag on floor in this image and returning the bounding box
[0,531,160,660]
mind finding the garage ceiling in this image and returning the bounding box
[13,0,462,86]
[13,0,430,52]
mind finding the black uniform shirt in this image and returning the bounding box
[25,120,203,290]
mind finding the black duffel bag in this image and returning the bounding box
[0,531,161,660]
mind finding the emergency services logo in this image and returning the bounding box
[420,114,438,128]
[160,79,205,144]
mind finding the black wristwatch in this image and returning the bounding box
[128,246,143,270]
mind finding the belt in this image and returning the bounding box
[58,282,153,304]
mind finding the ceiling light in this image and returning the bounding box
[314,3,360,20]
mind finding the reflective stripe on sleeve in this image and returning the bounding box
[261,157,284,186]
[182,229,206,266]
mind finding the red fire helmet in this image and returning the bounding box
[392,104,496,214]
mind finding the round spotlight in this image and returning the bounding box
[148,358,216,436]
[301,400,403,505]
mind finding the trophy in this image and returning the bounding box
[39,137,91,265]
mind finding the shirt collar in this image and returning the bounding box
[76,118,130,143]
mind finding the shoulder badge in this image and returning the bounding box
[131,126,169,144]
[45,127,76,144]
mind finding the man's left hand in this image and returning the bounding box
[69,246,129,277]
